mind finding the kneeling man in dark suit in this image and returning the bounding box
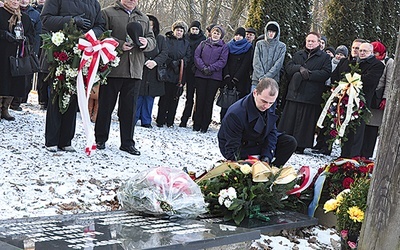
[218,78,297,166]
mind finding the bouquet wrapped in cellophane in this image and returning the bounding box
[117,167,207,219]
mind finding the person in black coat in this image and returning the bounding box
[277,32,331,154]
[135,14,168,128]
[218,78,296,166]
[179,20,206,127]
[0,0,34,121]
[40,0,105,152]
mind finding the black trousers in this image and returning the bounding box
[156,82,180,126]
[95,77,140,148]
[193,77,220,131]
[361,125,379,158]
[45,92,78,147]
[340,120,366,158]
[180,69,196,124]
[37,72,49,105]
[272,133,298,167]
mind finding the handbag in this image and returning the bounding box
[9,43,40,77]
[216,85,240,108]
[371,88,384,109]
[157,63,168,82]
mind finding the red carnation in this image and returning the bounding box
[359,166,369,173]
[99,64,109,72]
[329,165,339,173]
[56,74,65,81]
[53,51,60,58]
[342,177,354,189]
[329,129,338,137]
[58,52,69,62]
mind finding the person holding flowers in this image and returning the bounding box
[41,0,105,152]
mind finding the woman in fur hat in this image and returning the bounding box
[192,25,229,132]
[156,20,191,128]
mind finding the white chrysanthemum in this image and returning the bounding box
[110,56,120,67]
[227,187,237,200]
[334,139,340,144]
[55,66,64,76]
[218,189,228,199]
[218,196,224,206]
[73,45,81,55]
[62,93,71,108]
[51,32,65,46]
[65,66,78,78]
[224,199,232,208]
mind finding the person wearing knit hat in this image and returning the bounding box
[234,27,246,38]
[210,25,225,39]
[245,27,256,43]
[371,41,386,61]
[320,36,327,50]
[179,21,206,127]
[156,20,191,128]
[335,45,348,59]
[324,47,335,58]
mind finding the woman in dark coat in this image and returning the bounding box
[220,27,253,120]
[277,32,331,153]
[193,25,229,132]
[135,14,168,128]
[155,20,191,128]
[179,20,206,127]
[0,0,34,121]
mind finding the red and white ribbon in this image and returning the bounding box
[76,30,118,155]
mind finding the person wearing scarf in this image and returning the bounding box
[220,27,253,120]
[278,32,332,154]
[0,0,34,121]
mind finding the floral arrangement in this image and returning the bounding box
[117,167,207,219]
[323,178,370,250]
[41,21,120,114]
[198,160,300,225]
[317,64,370,149]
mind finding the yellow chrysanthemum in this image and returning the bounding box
[336,189,350,206]
[323,199,338,213]
[348,206,364,222]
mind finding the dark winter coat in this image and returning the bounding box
[285,47,331,105]
[23,5,42,55]
[223,40,253,97]
[186,31,206,68]
[41,0,105,37]
[32,2,44,13]
[0,8,34,97]
[194,38,229,81]
[102,3,155,80]
[218,93,278,161]
[164,31,191,84]
[139,34,169,96]
[332,56,385,109]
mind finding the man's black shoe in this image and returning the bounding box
[141,124,152,128]
[96,142,106,150]
[120,146,140,156]
[311,148,331,156]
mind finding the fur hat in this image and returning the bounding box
[211,25,225,39]
[371,41,386,54]
[335,45,348,57]
[266,23,278,32]
[171,20,188,33]
[126,21,144,47]
[190,20,201,29]
[245,27,256,35]
[234,27,246,38]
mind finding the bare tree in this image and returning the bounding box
[358,28,400,250]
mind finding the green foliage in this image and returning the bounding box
[199,166,296,225]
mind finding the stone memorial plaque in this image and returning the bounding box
[0,211,260,249]
[198,210,318,233]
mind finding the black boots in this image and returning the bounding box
[0,96,15,121]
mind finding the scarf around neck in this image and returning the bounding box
[3,1,22,32]
[227,38,252,55]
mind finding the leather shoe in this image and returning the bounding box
[96,142,106,150]
[311,148,331,156]
[120,146,140,156]
[141,124,152,128]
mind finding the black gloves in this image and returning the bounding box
[0,30,17,43]
[299,66,310,80]
[260,156,270,164]
[74,14,91,31]
[202,67,212,76]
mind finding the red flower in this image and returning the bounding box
[342,177,354,189]
[99,64,109,72]
[360,101,365,108]
[329,130,338,137]
[53,51,60,58]
[58,52,69,62]
[329,165,339,173]
[56,74,65,81]
[358,166,369,173]
[342,95,349,105]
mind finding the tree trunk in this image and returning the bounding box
[358,28,400,250]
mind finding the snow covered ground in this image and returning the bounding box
[0,91,342,249]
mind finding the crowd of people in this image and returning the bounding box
[0,0,394,164]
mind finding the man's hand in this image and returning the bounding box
[299,66,310,80]
[73,14,91,30]
[138,37,147,49]
[122,42,133,51]
[145,60,157,69]
[379,98,386,110]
